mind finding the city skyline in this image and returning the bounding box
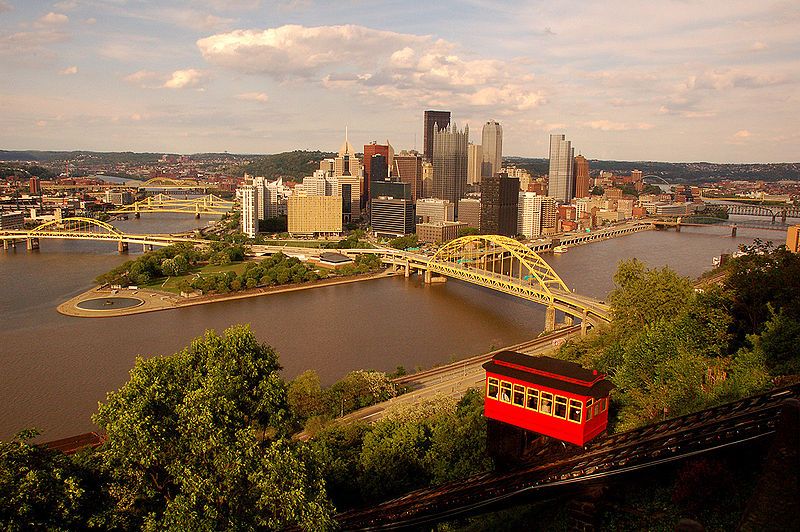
[0,1,798,163]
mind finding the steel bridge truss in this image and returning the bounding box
[427,235,610,324]
[110,193,235,215]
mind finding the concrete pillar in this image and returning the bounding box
[26,238,39,250]
[118,241,128,253]
[3,239,8,250]
[581,310,588,336]
[675,223,681,233]
[134,212,140,219]
[195,212,201,219]
[731,225,737,238]
[545,305,556,332]
[404,261,410,278]
[424,269,432,284]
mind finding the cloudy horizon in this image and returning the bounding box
[0,1,798,163]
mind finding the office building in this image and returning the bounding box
[416,198,454,224]
[467,143,483,185]
[549,134,575,203]
[240,184,258,238]
[787,225,800,253]
[287,195,342,236]
[481,120,503,178]
[371,179,411,201]
[364,142,391,208]
[371,197,415,238]
[421,161,433,198]
[0,211,24,230]
[480,173,519,236]
[432,123,469,218]
[574,155,591,198]
[393,151,423,202]
[416,221,467,244]
[457,198,481,229]
[104,191,133,205]
[423,110,451,162]
[518,192,545,239]
[29,177,41,195]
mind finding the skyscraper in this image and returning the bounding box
[467,143,483,185]
[481,120,503,178]
[423,110,451,162]
[480,173,519,236]
[240,184,258,238]
[393,151,423,202]
[334,132,362,218]
[574,154,591,198]
[432,123,468,218]
[549,134,575,203]
[363,142,390,209]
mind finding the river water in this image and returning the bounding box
[0,214,786,440]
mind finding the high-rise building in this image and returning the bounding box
[393,151,423,202]
[481,120,503,178]
[371,197,415,238]
[421,161,433,198]
[369,153,389,183]
[467,143,483,185]
[457,198,481,229]
[432,123,468,218]
[423,110,451,162]
[549,134,575,203]
[416,198,454,224]
[363,142,390,208]
[574,154,591,199]
[29,177,41,195]
[287,195,343,236]
[480,173,519,236]
[240,184,258,238]
[518,192,545,239]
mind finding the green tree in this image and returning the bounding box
[591,185,604,196]
[92,325,333,530]
[388,234,419,250]
[288,370,324,421]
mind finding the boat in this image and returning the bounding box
[553,245,568,254]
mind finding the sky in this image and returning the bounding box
[0,1,798,163]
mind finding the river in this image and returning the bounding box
[0,214,786,440]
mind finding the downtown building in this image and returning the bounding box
[240,184,258,238]
[363,141,393,209]
[467,143,483,186]
[549,134,575,203]
[481,120,503,178]
[432,123,469,218]
[287,195,343,237]
[423,110,451,162]
[393,151,424,202]
[457,197,481,229]
[574,154,591,198]
[371,181,415,238]
[416,198,454,224]
[480,173,519,236]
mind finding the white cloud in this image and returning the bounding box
[734,129,751,138]
[582,120,654,131]
[54,1,78,10]
[0,1,12,14]
[39,12,69,25]
[236,91,269,102]
[60,65,78,75]
[85,17,97,25]
[197,24,545,111]
[124,69,159,85]
[750,41,768,51]
[163,69,206,89]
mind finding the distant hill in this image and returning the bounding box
[237,150,336,181]
[505,157,800,183]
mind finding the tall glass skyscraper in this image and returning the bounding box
[432,123,468,218]
[548,134,575,203]
[481,120,503,178]
[423,110,451,162]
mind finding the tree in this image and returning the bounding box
[457,226,480,238]
[591,185,604,196]
[388,234,419,250]
[288,370,324,421]
[92,325,333,530]
[0,429,107,529]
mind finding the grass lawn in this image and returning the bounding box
[144,262,249,294]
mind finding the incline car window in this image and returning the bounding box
[513,384,525,406]
[554,396,568,419]
[568,399,582,423]
[500,381,512,403]
[526,388,539,411]
[540,392,553,415]
[487,378,499,399]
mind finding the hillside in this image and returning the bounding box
[236,150,336,181]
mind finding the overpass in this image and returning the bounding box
[0,217,207,252]
[109,193,235,218]
[701,201,800,222]
[261,235,611,332]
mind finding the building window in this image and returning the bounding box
[526,388,539,411]
[586,399,594,421]
[540,392,553,415]
[568,399,582,423]
[487,378,499,400]
[500,381,512,403]
[554,396,568,419]
[513,384,525,407]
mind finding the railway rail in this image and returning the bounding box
[337,383,800,530]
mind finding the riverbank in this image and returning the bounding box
[57,268,397,318]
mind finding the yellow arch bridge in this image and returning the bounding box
[110,193,235,217]
[0,217,207,253]
[337,235,612,332]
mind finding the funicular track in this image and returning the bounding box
[337,383,800,530]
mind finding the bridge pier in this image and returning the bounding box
[545,305,556,333]
[26,237,39,251]
[731,224,737,237]
[675,223,681,233]
[404,261,410,278]
[142,243,153,252]
[195,213,201,219]
[581,310,588,337]
[424,269,431,284]
[118,241,129,253]
[2,239,8,251]
[134,212,140,219]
